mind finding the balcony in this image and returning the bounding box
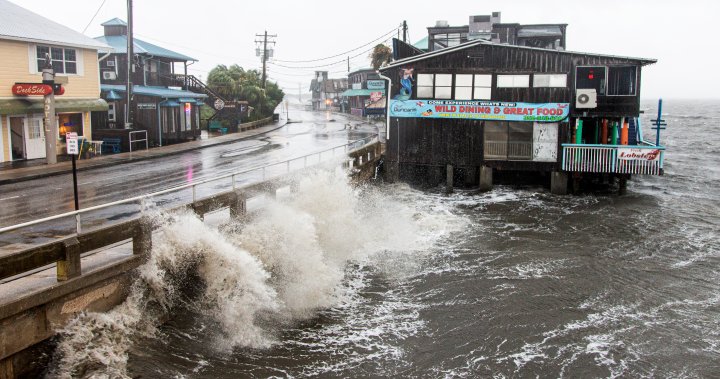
[561,143,664,175]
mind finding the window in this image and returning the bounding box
[455,74,473,100]
[36,46,77,74]
[576,66,606,95]
[454,74,492,100]
[416,73,452,99]
[474,74,492,99]
[533,74,567,88]
[607,66,637,96]
[483,121,533,160]
[497,75,530,88]
[435,74,452,99]
[58,113,83,138]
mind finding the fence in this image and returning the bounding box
[562,144,664,175]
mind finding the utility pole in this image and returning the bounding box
[255,30,276,89]
[298,83,302,103]
[347,56,350,72]
[403,20,408,42]
[126,0,134,129]
[41,55,57,164]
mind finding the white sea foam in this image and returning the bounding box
[48,167,462,378]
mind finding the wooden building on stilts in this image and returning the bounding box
[379,37,663,194]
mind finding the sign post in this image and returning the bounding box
[65,132,80,211]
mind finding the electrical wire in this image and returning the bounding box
[272,25,400,63]
[268,36,393,70]
[82,0,108,34]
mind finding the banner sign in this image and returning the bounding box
[367,80,385,90]
[12,83,53,96]
[617,148,661,161]
[389,100,570,122]
[137,103,156,110]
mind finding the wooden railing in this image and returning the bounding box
[562,144,664,175]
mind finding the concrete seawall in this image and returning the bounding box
[0,141,383,378]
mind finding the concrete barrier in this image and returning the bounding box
[0,142,384,378]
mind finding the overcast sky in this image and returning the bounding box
[10,0,719,99]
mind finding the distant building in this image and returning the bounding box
[419,12,567,52]
[0,0,110,162]
[92,18,209,149]
[310,71,348,111]
[341,68,386,117]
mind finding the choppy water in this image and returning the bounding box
[48,99,720,378]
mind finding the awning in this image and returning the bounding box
[0,98,109,114]
[160,100,180,107]
[101,84,207,100]
[340,89,386,97]
[105,90,123,100]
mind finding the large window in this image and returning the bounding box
[36,46,77,74]
[576,66,606,95]
[497,75,530,88]
[533,74,567,88]
[416,73,451,99]
[58,113,83,138]
[454,74,492,100]
[483,122,533,160]
[607,66,637,96]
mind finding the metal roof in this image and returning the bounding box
[413,36,429,50]
[101,18,127,27]
[382,38,657,70]
[95,35,196,62]
[0,0,111,51]
[340,89,386,97]
[101,84,207,99]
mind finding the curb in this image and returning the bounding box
[0,121,287,186]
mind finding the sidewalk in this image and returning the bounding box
[0,121,286,185]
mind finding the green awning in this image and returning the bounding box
[0,98,108,114]
[340,89,386,97]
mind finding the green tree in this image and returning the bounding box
[369,44,392,70]
[207,64,284,122]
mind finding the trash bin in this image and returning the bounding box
[273,113,280,122]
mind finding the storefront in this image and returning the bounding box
[0,98,107,162]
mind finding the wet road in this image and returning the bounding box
[0,101,378,232]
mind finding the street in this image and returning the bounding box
[0,100,380,235]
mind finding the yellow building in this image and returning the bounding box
[0,0,111,162]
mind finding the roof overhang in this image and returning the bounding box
[381,39,657,71]
[0,35,112,52]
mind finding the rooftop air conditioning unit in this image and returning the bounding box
[575,89,597,108]
[102,71,117,80]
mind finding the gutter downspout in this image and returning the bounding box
[157,98,166,146]
[376,70,391,140]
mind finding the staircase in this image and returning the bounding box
[164,74,228,120]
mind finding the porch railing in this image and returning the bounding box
[562,144,664,175]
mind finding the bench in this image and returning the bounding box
[208,121,228,135]
[101,138,121,154]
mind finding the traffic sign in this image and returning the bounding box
[66,132,79,155]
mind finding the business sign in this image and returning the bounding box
[370,91,383,102]
[12,83,53,96]
[65,132,79,155]
[389,100,570,122]
[137,103,156,110]
[367,80,385,90]
[617,148,661,161]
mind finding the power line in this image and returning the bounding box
[82,0,108,34]
[268,36,393,70]
[272,25,400,63]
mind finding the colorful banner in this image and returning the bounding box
[389,100,570,122]
[617,148,661,161]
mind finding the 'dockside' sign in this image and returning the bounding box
[389,100,570,122]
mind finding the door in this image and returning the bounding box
[24,116,46,160]
[9,116,25,160]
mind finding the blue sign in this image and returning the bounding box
[389,100,570,122]
[367,80,385,90]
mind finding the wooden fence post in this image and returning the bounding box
[230,191,246,219]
